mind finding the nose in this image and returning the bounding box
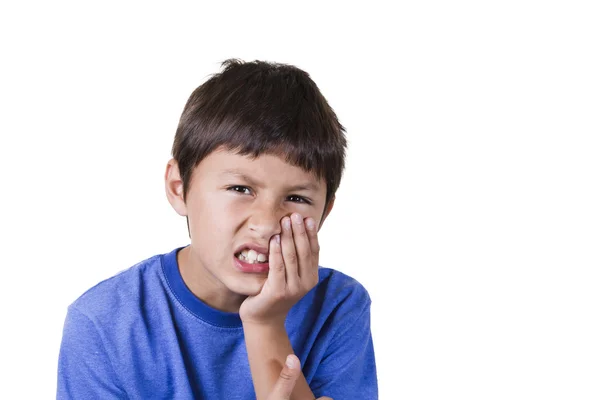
[248,199,283,240]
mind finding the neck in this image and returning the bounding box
[177,246,246,313]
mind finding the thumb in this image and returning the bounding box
[269,354,301,400]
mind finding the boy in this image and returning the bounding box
[57,59,377,399]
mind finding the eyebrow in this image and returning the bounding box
[220,169,320,192]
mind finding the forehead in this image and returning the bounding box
[196,148,325,191]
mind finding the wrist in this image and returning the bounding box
[241,314,287,329]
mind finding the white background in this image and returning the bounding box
[1,1,599,399]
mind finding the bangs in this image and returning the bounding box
[172,59,346,205]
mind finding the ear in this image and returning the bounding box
[318,196,335,230]
[165,158,187,216]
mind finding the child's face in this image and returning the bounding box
[166,147,333,300]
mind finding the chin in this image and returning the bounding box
[227,275,266,297]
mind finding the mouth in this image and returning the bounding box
[233,252,270,273]
[234,248,269,264]
[233,243,270,274]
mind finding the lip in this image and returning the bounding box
[234,242,270,256]
[233,255,270,274]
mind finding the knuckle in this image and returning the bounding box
[288,282,300,295]
[286,251,297,264]
[274,290,287,301]
[279,370,295,381]
[301,277,318,292]
[313,242,320,253]
[297,249,309,261]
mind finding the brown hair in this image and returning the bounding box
[172,59,347,213]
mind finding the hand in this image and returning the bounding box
[240,213,320,325]
[266,354,332,400]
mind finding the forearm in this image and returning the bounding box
[243,321,315,400]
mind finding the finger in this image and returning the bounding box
[269,354,301,400]
[305,217,320,256]
[267,234,286,292]
[280,216,299,289]
[290,213,311,280]
[303,217,320,286]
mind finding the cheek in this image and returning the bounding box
[187,194,232,244]
[302,207,323,223]
[196,197,245,240]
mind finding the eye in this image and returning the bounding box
[227,185,252,195]
[287,195,311,205]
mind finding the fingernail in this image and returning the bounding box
[306,218,315,230]
[291,213,302,224]
[283,217,291,230]
[285,355,296,368]
[275,234,280,244]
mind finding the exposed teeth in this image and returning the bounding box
[237,248,268,264]
[247,249,258,261]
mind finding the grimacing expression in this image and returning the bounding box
[166,148,332,297]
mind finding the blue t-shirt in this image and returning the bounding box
[57,246,377,399]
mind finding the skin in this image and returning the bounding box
[268,355,332,400]
[165,146,335,399]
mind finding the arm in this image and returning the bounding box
[240,213,322,400]
[244,292,377,400]
[266,354,332,400]
[244,321,315,399]
[57,306,126,399]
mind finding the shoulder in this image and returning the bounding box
[289,267,376,393]
[68,251,166,322]
[289,267,372,336]
[316,267,372,309]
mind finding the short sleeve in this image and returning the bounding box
[310,303,378,399]
[57,306,126,399]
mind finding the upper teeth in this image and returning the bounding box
[238,249,268,263]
